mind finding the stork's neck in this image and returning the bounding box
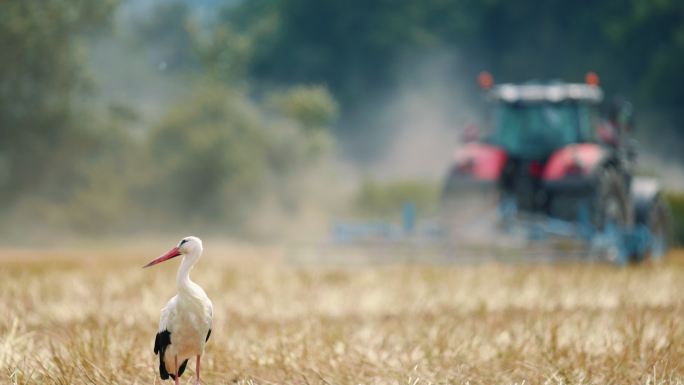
[176,254,199,293]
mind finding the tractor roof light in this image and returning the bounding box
[478,71,494,90]
[585,72,600,86]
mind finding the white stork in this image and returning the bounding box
[144,236,213,385]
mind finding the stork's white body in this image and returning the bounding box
[158,281,213,372]
[147,236,213,385]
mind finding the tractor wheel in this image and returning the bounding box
[643,195,672,262]
[595,168,632,229]
[594,168,632,264]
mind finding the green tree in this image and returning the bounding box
[145,83,337,233]
[0,0,118,203]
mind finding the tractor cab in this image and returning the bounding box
[485,83,601,161]
[471,80,608,213]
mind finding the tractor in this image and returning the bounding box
[442,73,672,264]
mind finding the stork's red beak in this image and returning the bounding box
[143,247,182,268]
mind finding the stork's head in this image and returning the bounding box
[143,236,203,268]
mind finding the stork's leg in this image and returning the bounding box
[195,354,201,385]
[175,355,179,385]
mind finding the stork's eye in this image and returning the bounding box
[179,239,189,247]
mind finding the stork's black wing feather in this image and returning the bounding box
[154,330,172,380]
[206,329,211,342]
[154,330,170,355]
[170,359,188,380]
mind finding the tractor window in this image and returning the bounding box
[488,102,582,159]
[577,104,595,142]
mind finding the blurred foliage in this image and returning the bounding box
[267,85,339,131]
[147,87,269,229]
[143,84,335,233]
[4,116,144,236]
[354,180,438,219]
[0,0,117,204]
[666,192,684,245]
[0,0,342,238]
